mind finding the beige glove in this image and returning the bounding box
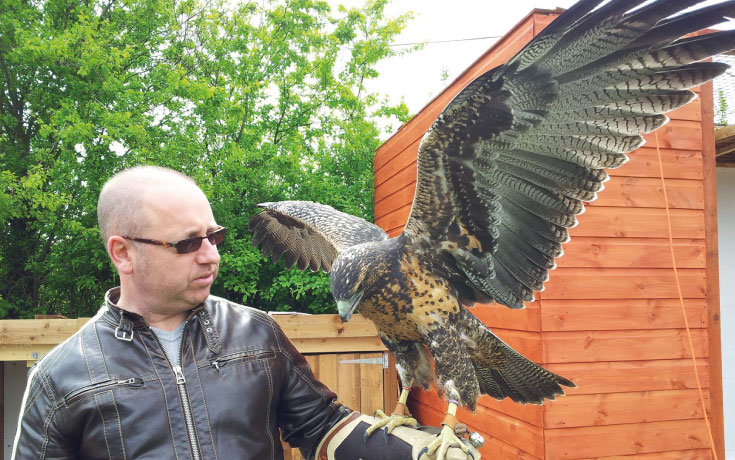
[314,412,482,460]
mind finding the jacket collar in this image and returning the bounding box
[102,287,221,353]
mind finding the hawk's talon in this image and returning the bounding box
[364,409,418,441]
[425,424,470,460]
[418,446,429,459]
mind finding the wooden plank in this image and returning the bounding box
[374,165,416,209]
[472,301,541,332]
[374,138,420,188]
[545,359,709,395]
[360,352,385,414]
[615,148,703,179]
[317,353,338,396]
[667,96,703,122]
[543,329,707,364]
[410,390,544,458]
[700,79,725,460]
[540,299,708,332]
[383,353,399,416]
[558,237,705,269]
[460,403,545,458]
[485,328,542,362]
[580,448,713,460]
[570,207,705,238]
[642,120,702,151]
[374,182,416,219]
[376,176,704,218]
[374,203,411,234]
[544,389,710,429]
[543,268,706,300]
[410,376,545,427]
[335,353,361,410]
[477,393,544,427]
[0,319,82,345]
[544,419,711,459]
[408,396,543,460]
[0,344,55,361]
[288,336,386,354]
[590,177,704,210]
[271,313,378,339]
[380,206,707,239]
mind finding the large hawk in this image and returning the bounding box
[250,0,735,458]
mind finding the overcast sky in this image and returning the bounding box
[332,0,735,119]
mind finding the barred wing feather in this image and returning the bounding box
[403,0,735,309]
[249,201,388,272]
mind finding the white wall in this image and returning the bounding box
[716,167,735,459]
[4,362,29,459]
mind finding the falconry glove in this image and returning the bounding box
[313,412,481,460]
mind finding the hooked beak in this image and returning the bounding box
[337,292,364,322]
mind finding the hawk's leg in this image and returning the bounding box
[364,386,418,441]
[418,326,478,460]
[364,337,429,440]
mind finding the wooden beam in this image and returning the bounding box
[714,124,735,141]
[700,80,726,459]
[0,345,55,362]
[270,313,379,339]
[0,319,83,345]
[0,314,386,361]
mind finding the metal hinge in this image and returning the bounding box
[338,352,388,369]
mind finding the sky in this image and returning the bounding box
[331,0,735,120]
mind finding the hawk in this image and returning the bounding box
[249,1,735,458]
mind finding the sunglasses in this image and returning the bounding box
[123,226,227,254]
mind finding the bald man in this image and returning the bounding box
[11,166,479,460]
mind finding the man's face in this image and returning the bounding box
[130,182,221,315]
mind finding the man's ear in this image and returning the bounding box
[108,236,135,275]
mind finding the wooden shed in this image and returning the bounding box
[374,9,725,460]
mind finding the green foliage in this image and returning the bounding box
[0,0,412,317]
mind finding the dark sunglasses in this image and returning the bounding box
[123,226,227,254]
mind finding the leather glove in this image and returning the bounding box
[313,412,481,460]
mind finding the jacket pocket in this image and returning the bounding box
[64,377,144,406]
[208,350,275,371]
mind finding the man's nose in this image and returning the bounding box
[197,237,221,264]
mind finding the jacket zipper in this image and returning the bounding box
[173,365,200,460]
[150,321,201,460]
[64,378,144,404]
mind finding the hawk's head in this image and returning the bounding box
[331,242,390,322]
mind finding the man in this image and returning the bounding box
[11,166,479,460]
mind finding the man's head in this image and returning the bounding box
[98,166,221,325]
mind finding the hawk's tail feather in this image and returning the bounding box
[473,342,575,405]
[463,309,575,405]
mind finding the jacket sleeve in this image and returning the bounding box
[274,323,351,459]
[11,365,77,460]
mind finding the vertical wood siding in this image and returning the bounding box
[373,10,723,460]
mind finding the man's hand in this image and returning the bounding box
[314,413,481,460]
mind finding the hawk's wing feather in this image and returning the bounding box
[403,0,735,308]
[249,201,388,273]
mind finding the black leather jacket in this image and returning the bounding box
[11,288,348,460]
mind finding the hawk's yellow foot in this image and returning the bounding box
[418,402,471,460]
[364,387,418,442]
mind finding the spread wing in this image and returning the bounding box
[249,201,388,272]
[403,0,735,308]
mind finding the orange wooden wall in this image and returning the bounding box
[373,10,725,460]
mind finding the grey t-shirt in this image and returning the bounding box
[150,322,185,367]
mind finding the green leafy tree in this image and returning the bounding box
[0,0,412,318]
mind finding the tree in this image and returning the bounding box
[0,0,412,318]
